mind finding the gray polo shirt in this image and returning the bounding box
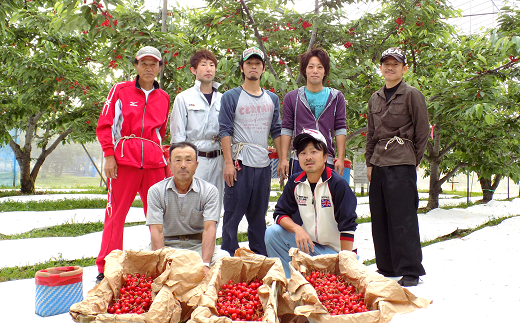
[146,176,220,240]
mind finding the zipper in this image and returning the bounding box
[312,183,318,243]
[140,90,149,169]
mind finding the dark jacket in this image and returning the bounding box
[365,81,429,167]
[273,167,357,252]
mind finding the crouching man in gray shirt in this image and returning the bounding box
[146,142,227,274]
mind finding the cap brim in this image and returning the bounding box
[243,53,264,62]
[136,54,161,61]
[380,54,405,63]
[293,133,315,150]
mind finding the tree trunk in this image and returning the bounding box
[479,174,502,202]
[7,112,73,193]
[426,157,442,210]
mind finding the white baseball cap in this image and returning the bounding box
[135,46,162,61]
[293,128,327,150]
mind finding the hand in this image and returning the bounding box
[416,165,420,172]
[104,156,118,179]
[334,158,345,176]
[277,159,289,182]
[294,226,315,254]
[224,162,237,187]
[366,166,373,182]
[203,265,210,275]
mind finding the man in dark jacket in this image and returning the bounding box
[266,129,357,277]
[278,48,347,181]
[365,47,430,287]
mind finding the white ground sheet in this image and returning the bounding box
[0,194,519,322]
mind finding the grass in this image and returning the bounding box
[0,221,145,240]
[419,215,517,248]
[35,174,104,189]
[0,254,96,283]
[0,198,143,212]
[418,189,483,197]
[0,188,107,198]
[269,193,282,202]
[418,200,480,213]
[216,232,248,246]
[362,215,518,267]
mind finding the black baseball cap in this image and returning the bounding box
[380,47,406,64]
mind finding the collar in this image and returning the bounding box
[294,166,332,185]
[376,80,407,98]
[167,176,200,194]
[194,79,221,92]
[134,76,160,90]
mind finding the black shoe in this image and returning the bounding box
[96,273,104,284]
[376,269,396,277]
[398,275,419,287]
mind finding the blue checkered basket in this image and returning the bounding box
[35,266,83,317]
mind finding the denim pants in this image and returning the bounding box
[265,224,337,277]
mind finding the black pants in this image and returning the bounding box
[369,165,425,277]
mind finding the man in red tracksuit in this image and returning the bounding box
[95,46,170,283]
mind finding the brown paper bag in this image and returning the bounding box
[288,248,431,323]
[189,247,288,323]
[70,248,205,323]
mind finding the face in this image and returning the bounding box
[169,146,199,183]
[134,58,161,84]
[380,57,407,83]
[240,57,265,81]
[191,59,216,84]
[305,56,326,86]
[298,141,327,175]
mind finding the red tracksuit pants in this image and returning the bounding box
[96,164,165,273]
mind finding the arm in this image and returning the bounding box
[273,179,314,253]
[159,93,170,139]
[341,240,354,251]
[278,216,315,254]
[150,224,164,250]
[279,93,296,179]
[274,135,289,181]
[365,96,376,181]
[146,184,166,249]
[411,89,430,166]
[201,220,217,274]
[219,91,238,187]
[333,92,347,176]
[170,93,188,144]
[332,178,357,250]
[334,134,346,176]
[221,136,236,187]
[97,84,120,179]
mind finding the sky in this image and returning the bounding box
[142,0,519,35]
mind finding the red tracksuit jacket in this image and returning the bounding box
[97,77,170,169]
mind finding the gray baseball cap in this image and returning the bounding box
[135,46,162,61]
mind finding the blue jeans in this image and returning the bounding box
[265,224,337,277]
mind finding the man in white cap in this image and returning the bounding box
[265,128,358,277]
[219,46,283,257]
[95,46,170,283]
